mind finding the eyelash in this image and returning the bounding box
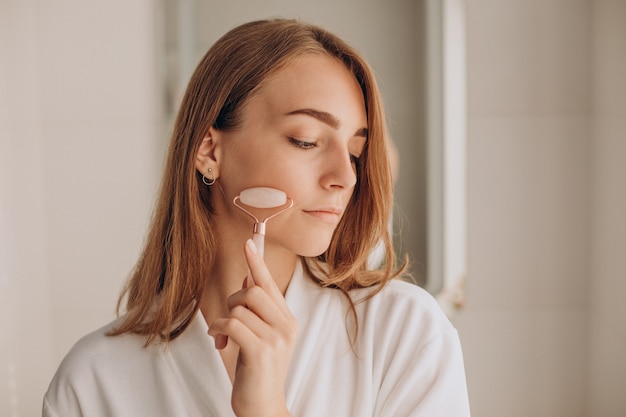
[288,137,317,149]
[288,137,361,164]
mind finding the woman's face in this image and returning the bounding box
[207,53,367,256]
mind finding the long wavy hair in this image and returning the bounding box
[110,18,405,344]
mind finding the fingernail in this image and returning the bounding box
[246,238,257,254]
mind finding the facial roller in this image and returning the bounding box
[233,187,294,258]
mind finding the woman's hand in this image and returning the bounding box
[208,239,297,417]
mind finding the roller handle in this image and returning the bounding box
[246,228,265,287]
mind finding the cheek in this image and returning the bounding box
[253,159,305,196]
[219,149,276,196]
[221,136,315,206]
[268,214,338,257]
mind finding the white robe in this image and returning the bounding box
[43,263,471,416]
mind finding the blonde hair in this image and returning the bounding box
[110,19,405,344]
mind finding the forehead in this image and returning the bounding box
[247,53,367,127]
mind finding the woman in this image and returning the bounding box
[44,19,470,417]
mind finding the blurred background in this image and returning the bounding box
[1,1,625,416]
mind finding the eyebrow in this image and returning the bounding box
[286,108,368,138]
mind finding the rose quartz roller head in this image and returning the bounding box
[233,187,293,257]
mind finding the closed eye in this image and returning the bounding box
[288,137,317,149]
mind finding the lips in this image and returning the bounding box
[303,207,343,224]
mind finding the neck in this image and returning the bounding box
[199,230,298,326]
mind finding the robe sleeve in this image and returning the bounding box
[374,282,470,417]
[374,326,471,417]
[43,392,81,417]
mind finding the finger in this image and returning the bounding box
[208,302,275,351]
[207,275,249,350]
[213,333,228,350]
[244,239,297,322]
[208,315,261,353]
[227,285,289,327]
[212,306,296,373]
[244,239,286,302]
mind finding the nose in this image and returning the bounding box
[319,147,357,190]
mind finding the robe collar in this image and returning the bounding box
[164,259,334,415]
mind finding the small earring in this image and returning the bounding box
[202,168,216,186]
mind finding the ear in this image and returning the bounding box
[195,127,222,179]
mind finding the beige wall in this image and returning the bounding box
[456,0,626,416]
[0,0,161,414]
[588,1,626,415]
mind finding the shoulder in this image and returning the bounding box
[373,277,446,313]
[352,278,458,350]
[60,319,145,371]
[45,318,153,400]
[354,280,471,416]
[44,317,195,416]
[292,263,457,348]
[355,278,451,324]
[354,280,469,402]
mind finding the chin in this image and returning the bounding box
[293,238,333,258]
[299,248,329,258]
